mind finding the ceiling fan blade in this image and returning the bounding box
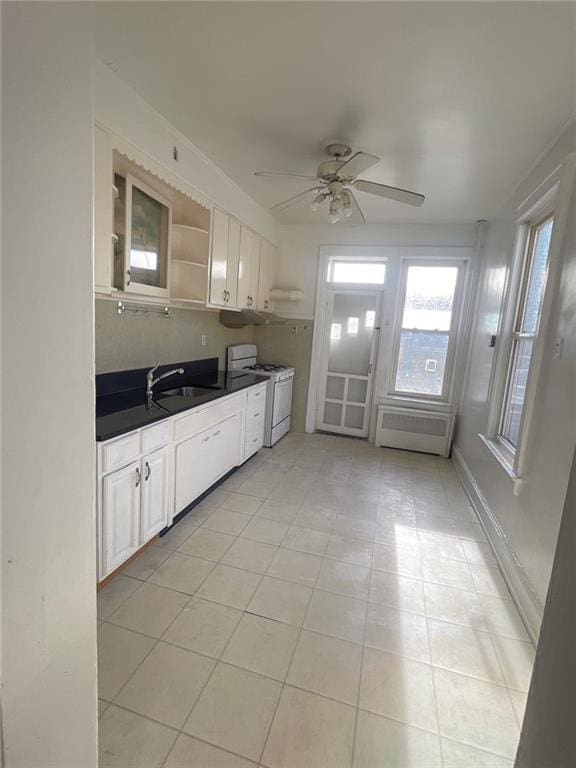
[353,179,425,207]
[254,171,319,181]
[337,151,380,179]
[271,186,324,211]
[345,190,366,225]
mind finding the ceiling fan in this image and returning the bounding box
[254,141,425,224]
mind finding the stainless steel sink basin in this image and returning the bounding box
[157,386,220,398]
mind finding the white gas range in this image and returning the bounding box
[227,344,294,447]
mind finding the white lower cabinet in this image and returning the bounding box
[140,446,170,542]
[102,460,141,576]
[97,385,267,581]
[175,412,240,512]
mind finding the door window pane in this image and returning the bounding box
[395,331,449,396]
[344,405,365,430]
[323,402,342,426]
[328,293,378,375]
[325,376,345,401]
[402,266,458,331]
[348,378,368,404]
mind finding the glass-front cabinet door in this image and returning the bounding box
[114,173,172,298]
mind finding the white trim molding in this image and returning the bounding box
[452,445,542,645]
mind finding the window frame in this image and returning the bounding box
[497,212,554,454]
[481,161,575,482]
[388,258,468,403]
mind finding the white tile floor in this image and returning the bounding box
[97,433,534,768]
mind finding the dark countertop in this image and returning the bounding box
[96,370,268,442]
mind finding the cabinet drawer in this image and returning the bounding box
[101,432,140,474]
[247,383,267,409]
[173,394,243,442]
[141,420,171,453]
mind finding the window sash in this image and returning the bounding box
[390,260,464,401]
[498,214,554,448]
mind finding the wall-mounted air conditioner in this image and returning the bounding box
[375,405,456,458]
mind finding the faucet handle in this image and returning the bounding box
[147,362,160,378]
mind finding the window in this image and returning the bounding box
[329,260,386,284]
[499,215,554,449]
[393,263,462,399]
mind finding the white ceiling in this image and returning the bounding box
[96,2,575,225]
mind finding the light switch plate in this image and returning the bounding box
[201,334,207,347]
[553,336,563,360]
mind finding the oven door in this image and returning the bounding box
[272,377,293,428]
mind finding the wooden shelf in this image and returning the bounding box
[171,259,207,268]
[172,223,209,235]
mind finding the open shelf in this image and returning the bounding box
[171,259,207,269]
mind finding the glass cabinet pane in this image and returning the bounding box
[127,177,170,290]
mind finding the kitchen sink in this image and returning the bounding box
[157,386,220,398]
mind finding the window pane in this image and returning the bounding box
[521,217,553,334]
[328,293,378,376]
[402,266,458,331]
[395,331,449,396]
[501,338,533,447]
[331,261,386,284]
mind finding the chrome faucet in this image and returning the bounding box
[146,363,184,408]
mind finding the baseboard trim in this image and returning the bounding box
[452,445,542,645]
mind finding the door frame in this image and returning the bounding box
[306,246,389,438]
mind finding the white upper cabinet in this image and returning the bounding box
[257,240,278,311]
[209,208,240,309]
[237,225,262,310]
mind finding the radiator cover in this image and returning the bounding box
[375,405,455,457]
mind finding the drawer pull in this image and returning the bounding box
[201,436,210,443]
[252,437,258,443]
[145,461,151,481]
[253,412,260,418]
[212,429,221,437]
[135,466,141,487]
[254,391,261,397]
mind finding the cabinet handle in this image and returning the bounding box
[264,299,269,308]
[222,289,227,302]
[126,269,131,286]
[201,435,210,443]
[254,391,261,397]
[254,412,260,418]
[252,437,258,443]
[213,429,221,437]
[135,466,141,487]
[145,461,151,481]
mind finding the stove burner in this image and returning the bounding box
[246,363,288,372]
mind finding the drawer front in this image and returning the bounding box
[101,432,140,474]
[141,420,171,454]
[247,383,267,409]
[173,393,244,442]
[245,414,265,447]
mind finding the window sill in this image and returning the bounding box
[478,433,524,492]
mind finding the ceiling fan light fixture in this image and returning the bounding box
[328,199,341,224]
[310,192,327,212]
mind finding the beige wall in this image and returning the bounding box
[2,3,98,764]
[253,320,314,432]
[95,299,254,373]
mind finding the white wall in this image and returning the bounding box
[95,61,279,245]
[275,223,477,319]
[2,4,97,766]
[454,123,576,638]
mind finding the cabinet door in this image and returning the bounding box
[140,447,170,543]
[257,240,278,311]
[249,234,261,309]
[94,125,113,294]
[210,207,229,307]
[124,174,172,298]
[210,413,241,477]
[174,426,214,513]
[237,226,253,309]
[102,461,140,575]
[226,217,241,308]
